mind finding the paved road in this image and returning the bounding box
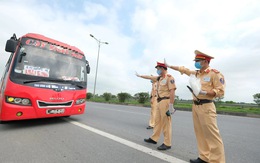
[0,102,259,163]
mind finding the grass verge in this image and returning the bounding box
[87,98,260,118]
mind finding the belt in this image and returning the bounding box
[193,99,213,105]
[157,97,169,102]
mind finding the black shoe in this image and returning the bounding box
[190,157,207,163]
[157,143,171,150]
[146,126,153,129]
[144,138,157,144]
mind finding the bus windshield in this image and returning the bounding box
[10,38,87,88]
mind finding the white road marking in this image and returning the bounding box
[64,119,188,163]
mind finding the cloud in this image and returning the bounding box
[130,0,260,103]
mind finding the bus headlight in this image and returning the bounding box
[6,96,32,106]
[14,98,22,104]
[7,97,14,102]
[22,99,30,105]
[75,98,85,105]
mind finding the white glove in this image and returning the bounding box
[135,71,141,77]
[169,103,176,114]
[164,58,170,67]
[199,90,207,95]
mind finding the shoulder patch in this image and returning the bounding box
[170,79,175,84]
[220,78,225,84]
[211,69,219,73]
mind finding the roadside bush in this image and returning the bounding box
[103,92,112,101]
[134,92,149,104]
[253,93,260,107]
[87,92,93,99]
[117,92,131,103]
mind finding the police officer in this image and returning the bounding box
[136,61,176,150]
[165,50,225,163]
[147,79,157,129]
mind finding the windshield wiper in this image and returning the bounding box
[23,79,84,88]
[23,79,65,84]
[18,47,26,63]
[70,82,84,88]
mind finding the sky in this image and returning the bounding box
[0,0,259,103]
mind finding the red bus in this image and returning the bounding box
[0,33,90,123]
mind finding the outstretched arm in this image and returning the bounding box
[164,58,179,71]
[168,65,179,71]
[135,71,158,81]
[164,58,195,76]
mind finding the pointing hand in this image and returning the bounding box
[164,58,170,67]
[135,71,141,77]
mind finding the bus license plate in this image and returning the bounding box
[46,109,65,114]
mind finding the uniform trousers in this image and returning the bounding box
[151,99,172,146]
[192,102,225,163]
[149,99,157,127]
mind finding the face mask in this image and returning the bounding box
[157,69,162,75]
[195,61,202,69]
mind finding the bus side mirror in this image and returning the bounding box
[5,39,18,53]
[86,60,90,74]
[86,66,90,74]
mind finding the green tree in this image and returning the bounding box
[225,101,235,104]
[117,92,131,103]
[174,95,179,105]
[253,93,260,106]
[103,92,112,101]
[134,92,149,104]
[87,92,93,99]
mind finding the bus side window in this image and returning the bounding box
[0,53,14,92]
[5,53,14,72]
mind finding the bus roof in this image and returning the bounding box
[22,33,84,55]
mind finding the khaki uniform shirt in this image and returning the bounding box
[157,74,176,98]
[178,66,225,100]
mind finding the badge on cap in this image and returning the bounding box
[155,62,167,68]
[194,50,214,62]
